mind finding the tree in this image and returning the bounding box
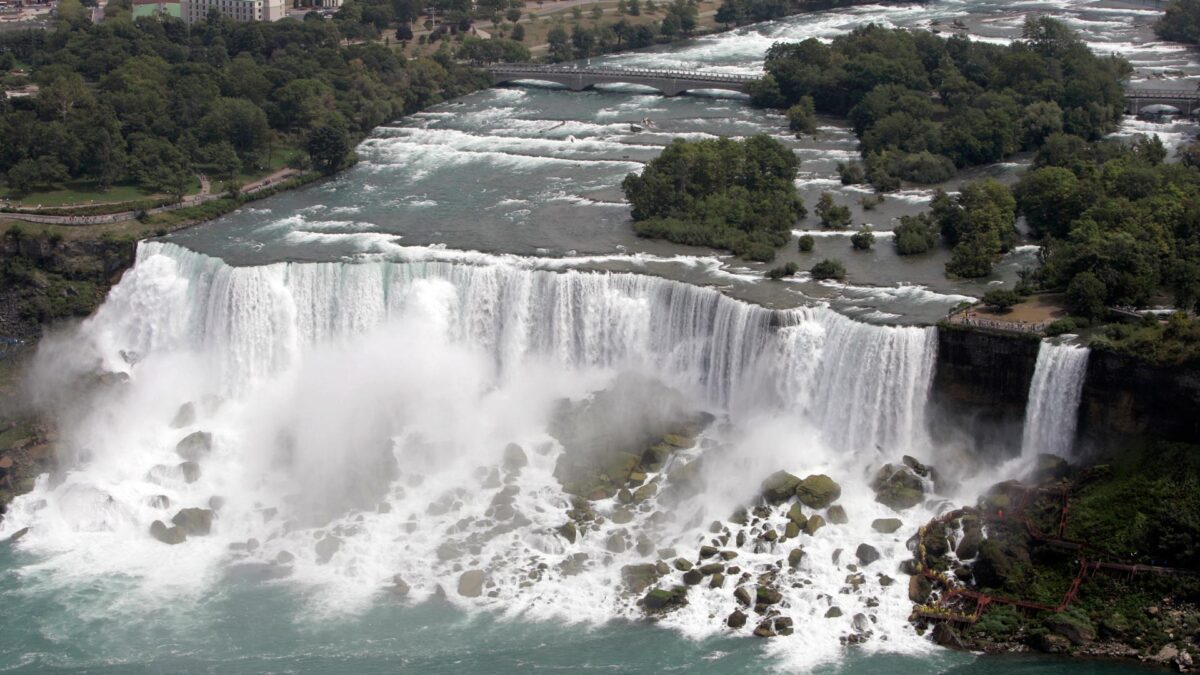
[307,122,352,175]
[1014,166,1082,239]
[811,258,846,280]
[786,97,817,137]
[628,0,640,14]
[893,214,938,255]
[850,227,874,250]
[511,23,525,41]
[815,192,851,229]
[798,234,814,252]
[981,289,1020,312]
[1066,271,1108,318]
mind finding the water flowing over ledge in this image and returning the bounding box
[1021,341,1091,461]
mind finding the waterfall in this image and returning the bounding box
[2,241,945,669]
[1021,340,1090,459]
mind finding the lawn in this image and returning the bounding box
[4,178,202,209]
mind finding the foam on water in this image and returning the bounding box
[3,242,953,671]
[1020,340,1090,460]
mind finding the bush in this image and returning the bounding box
[815,192,852,229]
[981,289,1020,312]
[766,262,800,279]
[1066,271,1108,319]
[786,97,817,137]
[797,234,814,252]
[811,258,846,280]
[850,228,875,250]
[859,194,884,210]
[893,214,938,255]
[1044,318,1078,336]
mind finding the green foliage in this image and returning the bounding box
[1065,271,1107,319]
[797,234,814,252]
[892,213,938,255]
[0,16,481,199]
[751,20,1127,190]
[307,122,352,175]
[766,261,799,279]
[623,135,806,261]
[456,36,531,63]
[786,97,817,137]
[810,258,845,280]
[932,179,1017,278]
[850,227,874,250]
[981,288,1020,311]
[1094,312,1200,367]
[1043,317,1078,337]
[1156,0,1200,44]
[837,161,865,185]
[814,192,851,229]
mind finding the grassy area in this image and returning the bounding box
[4,178,201,209]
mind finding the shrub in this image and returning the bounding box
[850,228,875,250]
[815,192,852,229]
[893,214,938,255]
[981,289,1020,312]
[797,234,814,252]
[1044,318,1077,336]
[811,258,846,280]
[766,262,800,279]
[837,162,865,185]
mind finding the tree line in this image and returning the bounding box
[0,8,484,199]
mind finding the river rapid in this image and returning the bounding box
[0,0,1194,672]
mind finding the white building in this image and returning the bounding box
[182,0,285,23]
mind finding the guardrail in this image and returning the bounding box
[486,65,757,83]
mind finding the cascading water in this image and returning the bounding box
[2,242,948,670]
[1021,341,1091,460]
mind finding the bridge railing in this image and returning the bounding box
[486,64,757,83]
[1123,88,1200,100]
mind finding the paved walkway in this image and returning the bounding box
[1,169,303,226]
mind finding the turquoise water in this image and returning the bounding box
[0,547,1159,674]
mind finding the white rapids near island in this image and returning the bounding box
[3,241,958,669]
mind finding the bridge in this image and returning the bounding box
[485,65,755,97]
[1123,87,1200,115]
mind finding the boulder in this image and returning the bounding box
[855,543,880,566]
[901,455,929,477]
[787,548,805,568]
[795,475,841,509]
[682,569,703,585]
[315,535,342,564]
[786,503,805,526]
[622,564,661,593]
[870,464,925,511]
[773,616,794,636]
[709,573,725,588]
[458,570,486,597]
[674,558,694,572]
[179,461,201,483]
[611,508,634,525]
[1044,614,1096,645]
[827,505,848,524]
[803,514,826,536]
[761,471,802,504]
[753,620,776,638]
[171,402,196,428]
[734,586,752,607]
[171,508,213,536]
[825,606,842,618]
[149,520,185,545]
[557,521,577,544]
[908,575,931,603]
[502,443,528,472]
[726,609,747,629]
[605,532,627,553]
[632,483,658,502]
[698,563,724,575]
[871,518,903,534]
[1034,453,1069,481]
[784,522,800,539]
[1034,633,1071,654]
[956,522,983,560]
[642,585,687,611]
[755,586,782,605]
[149,495,170,509]
[932,623,966,650]
[175,431,212,461]
[391,575,411,597]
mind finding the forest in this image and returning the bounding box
[0,7,483,199]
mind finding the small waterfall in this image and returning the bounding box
[1021,340,1090,459]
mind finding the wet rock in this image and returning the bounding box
[753,620,776,638]
[557,521,577,544]
[175,431,212,461]
[611,508,635,525]
[761,528,778,542]
[878,574,894,587]
[171,508,214,536]
[871,464,925,511]
[699,545,719,559]
[617,489,633,505]
[149,520,185,544]
[956,519,983,560]
[171,402,196,428]
[655,561,670,575]
[932,623,965,650]
[699,563,724,575]
[636,535,655,557]
[605,532,628,553]
[720,550,738,560]
[825,606,842,618]
[827,504,848,524]
[803,514,826,536]
[784,522,800,539]
[1034,633,1071,654]
[208,496,225,511]
[276,551,295,564]
[709,573,726,589]
[437,543,463,561]
[855,543,880,566]
[788,548,805,568]
[560,553,589,576]
[871,518,903,534]
[795,474,841,509]
[391,576,410,597]
[7,527,29,543]
[315,534,342,564]
[622,563,661,593]
[786,502,805,525]
[458,569,486,597]
[727,609,747,628]
[673,558,693,572]
[730,507,749,525]
[682,569,703,585]
[774,616,794,636]
[179,461,201,483]
[852,613,870,633]
[901,455,929,477]
[632,483,657,502]
[642,585,687,611]
[502,443,528,472]
[149,494,170,509]
[761,471,802,504]
[756,587,782,605]
[908,575,931,603]
[734,586,753,607]
[1034,453,1069,481]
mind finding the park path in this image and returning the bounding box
[2,169,303,226]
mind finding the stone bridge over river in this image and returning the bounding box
[487,65,1200,115]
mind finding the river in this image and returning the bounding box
[0,0,1194,672]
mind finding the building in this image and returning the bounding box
[131,0,182,19]
[181,0,285,23]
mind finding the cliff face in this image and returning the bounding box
[1078,348,1200,444]
[930,325,1200,449]
[930,326,1041,436]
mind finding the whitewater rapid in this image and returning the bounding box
[2,242,954,670]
